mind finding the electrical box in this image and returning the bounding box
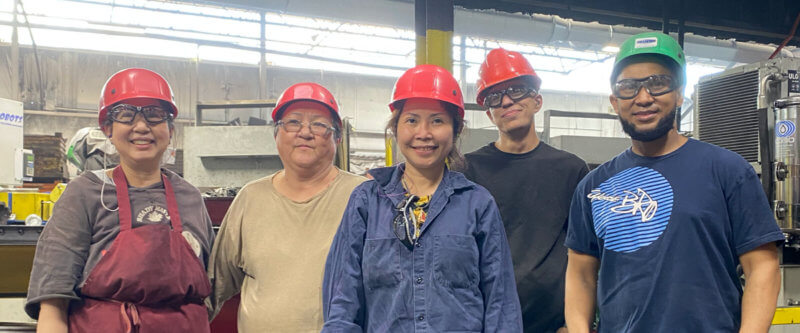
[0,98,25,185]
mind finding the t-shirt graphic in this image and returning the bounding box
[589,166,673,253]
[136,205,171,224]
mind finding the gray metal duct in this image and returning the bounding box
[454,11,794,64]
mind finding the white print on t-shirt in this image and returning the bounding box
[589,188,658,222]
[136,205,171,224]
[609,189,658,222]
[589,166,674,253]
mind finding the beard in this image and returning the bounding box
[619,107,676,142]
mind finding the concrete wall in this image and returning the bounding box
[1,45,625,163]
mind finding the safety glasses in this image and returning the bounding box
[276,119,337,137]
[613,74,678,100]
[109,104,172,125]
[483,85,536,109]
[393,195,420,249]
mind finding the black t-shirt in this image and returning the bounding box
[458,142,588,333]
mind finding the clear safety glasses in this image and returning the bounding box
[613,74,678,100]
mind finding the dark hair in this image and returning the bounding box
[610,54,685,87]
[102,100,175,131]
[386,100,465,170]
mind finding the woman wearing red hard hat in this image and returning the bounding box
[26,68,215,332]
[207,82,365,331]
[322,64,522,332]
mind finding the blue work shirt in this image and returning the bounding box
[322,164,522,332]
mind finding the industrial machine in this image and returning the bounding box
[695,57,800,328]
[0,98,33,187]
[0,98,39,327]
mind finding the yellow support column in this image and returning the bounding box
[424,0,453,73]
[387,0,453,167]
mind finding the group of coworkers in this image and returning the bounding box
[23,31,784,333]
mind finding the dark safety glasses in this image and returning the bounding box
[393,195,419,249]
[613,74,678,100]
[109,104,172,125]
[483,85,536,109]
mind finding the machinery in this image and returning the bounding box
[0,98,39,327]
[0,98,33,187]
[695,57,800,328]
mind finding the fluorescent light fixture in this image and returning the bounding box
[602,45,620,53]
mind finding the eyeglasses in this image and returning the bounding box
[109,104,172,125]
[393,195,420,249]
[613,75,678,100]
[483,85,536,109]
[276,119,337,137]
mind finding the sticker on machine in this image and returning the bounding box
[588,166,674,253]
[777,120,796,138]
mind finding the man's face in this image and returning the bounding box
[275,105,338,171]
[485,77,542,135]
[610,62,684,142]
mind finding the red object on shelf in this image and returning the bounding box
[210,294,240,333]
[204,197,234,226]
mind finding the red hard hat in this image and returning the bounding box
[273,83,341,126]
[389,64,465,118]
[98,68,178,127]
[476,48,542,106]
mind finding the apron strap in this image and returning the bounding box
[112,166,133,232]
[112,167,183,232]
[161,173,183,233]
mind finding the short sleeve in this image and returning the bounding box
[25,179,92,318]
[726,162,784,255]
[206,186,248,320]
[565,179,600,257]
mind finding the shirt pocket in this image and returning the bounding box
[433,235,479,289]
[363,238,403,290]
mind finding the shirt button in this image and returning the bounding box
[418,314,424,321]
[416,277,423,284]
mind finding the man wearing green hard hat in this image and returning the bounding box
[564,32,783,332]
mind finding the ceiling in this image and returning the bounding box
[175,0,800,48]
[455,0,800,47]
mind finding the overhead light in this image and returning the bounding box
[602,45,620,53]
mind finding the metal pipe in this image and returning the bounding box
[10,0,19,101]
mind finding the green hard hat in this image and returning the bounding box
[612,32,686,83]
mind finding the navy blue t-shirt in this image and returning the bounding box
[565,138,783,332]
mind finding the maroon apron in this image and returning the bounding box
[68,166,211,333]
